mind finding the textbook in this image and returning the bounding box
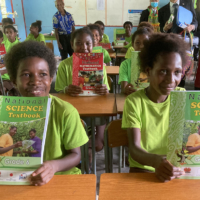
[167,91,200,179]
[0,96,51,185]
[98,43,111,50]
[73,53,104,96]
[131,51,149,90]
[114,29,126,46]
[92,46,103,53]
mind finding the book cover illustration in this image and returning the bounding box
[131,51,149,90]
[167,91,200,179]
[73,53,104,96]
[92,46,103,53]
[98,43,111,50]
[114,29,126,46]
[0,96,51,185]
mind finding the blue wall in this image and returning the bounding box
[14,0,170,56]
[11,0,26,42]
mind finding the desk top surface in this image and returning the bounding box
[1,174,96,200]
[99,173,200,200]
[52,93,117,117]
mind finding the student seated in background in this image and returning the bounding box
[125,22,154,59]
[1,25,20,95]
[87,24,111,66]
[95,21,110,43]
[4,41,88,186]
[120,21,133,53]
[26,20,46,44]
[1,17,14,41]
[122,33,186,182]
[55,27,110,169]
[3,25,20,53]
[119,28,153,95]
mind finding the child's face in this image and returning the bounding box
[30,25,38,35]
[147,52,182,96]
[15,57,53,97]
[72,32,93,53]
[0,37,3,44]
[133,34,149,51]
[124,24,132,35]
[98,24,104,35]
[5,28,16,42]
[91,29,101,46]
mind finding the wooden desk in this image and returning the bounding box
[2,174,96,200]
[51,93,117,175]
[52,93,117,117]
[113,46,124,49]
[99,173,200,200]
[106,66,119,75]
[115,93,126,114]
[116,53,126,58]
[106,66,119,93]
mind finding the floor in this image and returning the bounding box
[51,59,197,195]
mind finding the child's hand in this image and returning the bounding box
[124,41,128,45]
[94,84,108,95]
[30,161,56,186]
[155,156,184,182]
[124,84,136,95]
[112,42,115,46]
[65,84,83,96]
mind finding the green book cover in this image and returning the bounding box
[0,96,51,185]
[92,46,103,53]
[131,51,149,90]
[114,29,126,46]
[167,91,200,179]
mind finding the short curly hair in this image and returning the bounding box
[95,21,105,27]
[139,33,188,73]
[138,22,154,32]
[4,41,57,81]
[29,128,36,133]
[86,24,102,38]
[132,27,153,44]
[71,27,94,45]
[123,21,133,28]
[2,17,13,26]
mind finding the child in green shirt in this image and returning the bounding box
[95,21,110,44]
[1,17,14,42]
[2,25,20,81]
[4,41,88,186]
[119,28,153,95]
[87,24,111,65]
[122,33,188,182]
[26,20,46,44]
[55,27,110,169]
[120,21,133,53]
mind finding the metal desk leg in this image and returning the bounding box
[91,117,96,175]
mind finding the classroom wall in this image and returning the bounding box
[12,0,26,42]
[14,0,170,56]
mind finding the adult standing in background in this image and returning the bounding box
[53,0,75,60]
[158,0,198,34]
[139,0,160,32]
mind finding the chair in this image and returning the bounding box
[104,119,128,173]
[81,119,89,174]
[46,42,54,53]
[107,75,113,93]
